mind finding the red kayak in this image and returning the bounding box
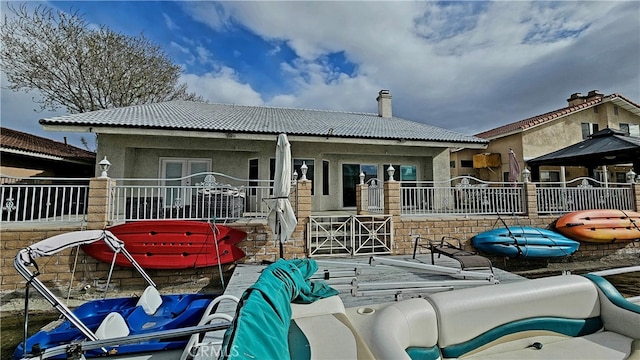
[554,209,640,243]
[82,220,246,269]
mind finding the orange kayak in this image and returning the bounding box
[554,209,640,242]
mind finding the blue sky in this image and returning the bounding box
[1,1,639,149]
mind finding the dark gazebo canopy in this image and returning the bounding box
[527,128,640,174]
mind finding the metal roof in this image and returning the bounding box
[39,101,487,145]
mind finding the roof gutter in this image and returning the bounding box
[42,125,488,149]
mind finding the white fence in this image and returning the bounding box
[400,177,525,216]
[1,176,89,222]
[109,172,275,222]
[1,173,635,224]
[367,178,384,214]
[307,215,393,256]
[535,178,634,214]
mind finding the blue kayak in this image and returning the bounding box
[471,227,580,258]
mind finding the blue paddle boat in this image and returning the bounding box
[13,230,236,360]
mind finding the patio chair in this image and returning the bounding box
[413,236,493,274]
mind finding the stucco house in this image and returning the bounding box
[451,90,640,183]
[39,90,487,212]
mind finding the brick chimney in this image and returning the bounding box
[585,90,604,102]
[377,90,392,118]
[567,93,585,107]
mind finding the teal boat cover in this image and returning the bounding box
[219,259,339,359]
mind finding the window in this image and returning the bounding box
[342,164,378,207]
[620,123,640,137]
[593,106,598,113]
[249,159,258,195]
[450,161,456,168]
[294,159,314,194]
[540,170,560,185]
[360,164,378,182]
[322,160,329,195]
[400,166,417,181]
[460,160,474,168]
[614,105,619,115]
[581,123,599,139]
[384,164,416,181]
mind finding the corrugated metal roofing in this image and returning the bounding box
[39,101,487,144]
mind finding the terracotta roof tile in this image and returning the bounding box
[475,94,640,139]
[1,127,95,162]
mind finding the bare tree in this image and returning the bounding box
[1,4,203,114]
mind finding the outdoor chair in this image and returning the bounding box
[413,235,493,274]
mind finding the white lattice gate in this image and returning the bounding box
[307,215,393,257]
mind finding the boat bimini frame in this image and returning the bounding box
[14,230,156,343]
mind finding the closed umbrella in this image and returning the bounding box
[267,134,297,258]
[508,148,520,184]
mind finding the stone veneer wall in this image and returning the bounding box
[0,222,275,292]
[2,214,638,291]
[394,215,639,260]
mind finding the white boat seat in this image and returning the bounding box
[290,296,375,359]
[136,286,163,315]
[95,312,130,339]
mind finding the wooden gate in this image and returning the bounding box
[307,215,393,257]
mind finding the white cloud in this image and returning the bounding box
[162,12,179,31]
[181,67,263,106]
[181,1,638,134]
[195,45,214,65]
[2,0,637,143]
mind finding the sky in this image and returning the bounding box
[1,1,639,150]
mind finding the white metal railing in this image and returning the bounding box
[366,178,384,213]
[535,177,633,214]
[109,172,274,222]
[400,177,525,216]
[1,176,90,222]
[307,215,393,257]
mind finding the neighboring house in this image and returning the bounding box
[39,90,487,211]
[0,127,96,178]
[453,90,640,183]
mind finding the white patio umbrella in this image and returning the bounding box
[267,133,297,258]
[508,148,520,184]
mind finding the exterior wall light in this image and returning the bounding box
[522,168,531,183]
[98,156,111,178]
[627,169,637,183]
[359,171,365,184]
[387,165,395,181]
[300,161,308,182]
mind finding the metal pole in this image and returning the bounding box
[22,283,30,358]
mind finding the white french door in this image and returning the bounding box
[160,158,211,208]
